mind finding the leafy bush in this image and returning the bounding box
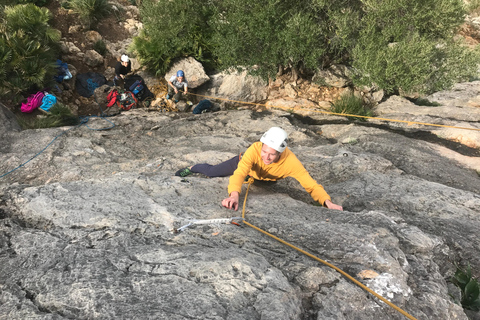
[407,97,442,107]
[93,39,107,56]
[133,0,216,75]
[210,0,362,79]
[68,0,111,29]
[330,93,373,121]
[352,0,479,94]
[451,264,480,311]
[0,0,49,7]
[0,4,60,102]
[17,103,79,129]
[134,0,480,94]
[466,0,480,16]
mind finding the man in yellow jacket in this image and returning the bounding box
[175,127,343,211]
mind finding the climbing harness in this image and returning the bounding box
[174,217,243,233]
[240,178,419,320]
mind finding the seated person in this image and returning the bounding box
[166,70,188,102]
[114,54,132,86]
[175,127,343,211]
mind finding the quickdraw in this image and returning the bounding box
[174,217,243,233]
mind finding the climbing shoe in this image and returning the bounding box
[175,167,193,177]
[166,94,171,100]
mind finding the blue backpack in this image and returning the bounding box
[129,80,144,96]
[192,100,213,114]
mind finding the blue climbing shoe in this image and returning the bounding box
[166,94,171,100]
[175,167,193,177]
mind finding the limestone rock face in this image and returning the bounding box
[0,103,21,136]
[165,57,210,89]
[1,83,479,319]
[313,64,352,88]
[375,81,480,149]
[196,68,268,107]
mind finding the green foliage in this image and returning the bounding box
[330,93,373,121]
[68,0,110,29]
[408,97,442,107]
[133,0,480,94]
[17,103,79,129]
[93,39,106,56]
[352,0,479,94]
[451,264,480,311]
[0,0,49,7]
[466,0,480,15]
[133,0,216,75]
[0,4,60,102]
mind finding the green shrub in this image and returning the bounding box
[68,0,111,29]
[0,4,60,102]
[352,0,480,95]
[466,0,480,16]
[330,93,373,121]
[134,0,480,93]
[133,0,217,75]
[451,263,480,311]
[0,0,49,7]
[408,97,442,107]
[17,103,79,129]
[93,39,107,56]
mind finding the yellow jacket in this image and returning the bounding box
[228,142,331,206]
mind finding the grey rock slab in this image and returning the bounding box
[1,89,479,319]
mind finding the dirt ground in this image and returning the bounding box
[9,0,134,119]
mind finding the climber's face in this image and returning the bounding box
[261,144,280,165]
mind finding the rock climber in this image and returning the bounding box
[175,127,343,211]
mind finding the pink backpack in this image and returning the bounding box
[21,91,45,113]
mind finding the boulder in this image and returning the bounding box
[164,57,210,89]
[313,64,352,88]
[83,50,104,67]
[59,41,81,54]
[196,68,267,107]
[85,30,102,43]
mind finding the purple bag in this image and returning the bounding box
[21,91,45,113]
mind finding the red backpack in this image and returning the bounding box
[21,91,45,113]
[106,89,137,110]
[106,89,120,108]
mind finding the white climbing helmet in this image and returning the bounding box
[260,127,288,152]
[121,54,130,62]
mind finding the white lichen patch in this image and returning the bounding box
[365,273,412,300]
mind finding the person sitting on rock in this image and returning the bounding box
[114,54,132,86]
[166,70,188,102]
[175,127,343,211]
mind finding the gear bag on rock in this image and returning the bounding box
[107,89,137,110]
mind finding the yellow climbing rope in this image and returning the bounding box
[241,179,419,320]
[186,91,480,132]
